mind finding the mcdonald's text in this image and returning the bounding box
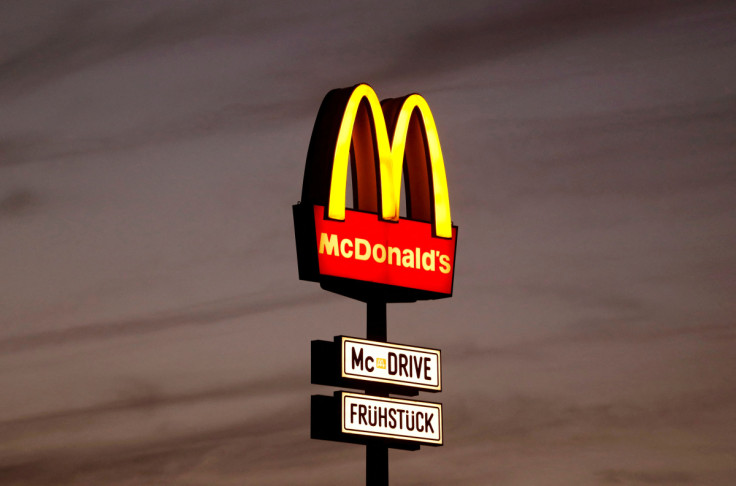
[313,206,456,296]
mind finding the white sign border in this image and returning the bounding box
[340,392,443,445]
[340,336,442,391]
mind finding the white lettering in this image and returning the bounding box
[319,234,452,275]
[355,238,371,260]
[319,233,339,256]
[340,238,354,258]
[439,254,451,274]
[372,243,386,263]
[421,250,435,271]
[388,246,401,266]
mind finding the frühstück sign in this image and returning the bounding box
[341,392,443,446]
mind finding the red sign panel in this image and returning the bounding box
[313,206,456,295]
[294,84,458,302]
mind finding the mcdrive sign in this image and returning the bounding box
[342,337,441,392]
[294,83,458,302]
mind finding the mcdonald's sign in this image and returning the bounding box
[294,84,458,302]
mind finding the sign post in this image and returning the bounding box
[295,83,457,485]
[366,301,388,486]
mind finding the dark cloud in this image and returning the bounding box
[0,1,254,96]
[0,100,314,166]
[0,189,39,216]
[0,136,47,167]
[0,401,311,486]
[0,291,329,353]
[597,469,695,484]
[381,0,735,79]
[509,96,736,198]
[0,372,306,435]
[567,321,736,344]
[3,384,731,485]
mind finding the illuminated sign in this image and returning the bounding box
[294,83,458,302]
[341,392,443,446]
[341,337,441,391]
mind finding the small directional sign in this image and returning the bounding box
[341,336,441,392]
[341,392,443,446]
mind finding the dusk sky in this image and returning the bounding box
[1,1,735,484]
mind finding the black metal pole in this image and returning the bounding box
[366,300,387,342]
[366,443,388,486]
[366,300,388,486]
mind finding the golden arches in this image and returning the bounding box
[327,84,453,239]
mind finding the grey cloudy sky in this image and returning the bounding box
[1,1,735,484]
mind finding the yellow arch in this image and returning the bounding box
[328,84,453,238]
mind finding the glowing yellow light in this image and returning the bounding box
[389,94,452,238]
[327,84,453,239]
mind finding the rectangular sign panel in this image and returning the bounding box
[341,336,441,391]
[341,392,443,446]
[313,206,457,295]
